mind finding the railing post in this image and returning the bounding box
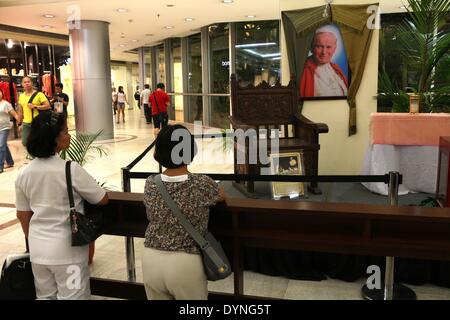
[384,171,399,300]
[362,172,416,300]
[122,167,136,282]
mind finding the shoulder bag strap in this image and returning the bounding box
[152,92,160,114]
[28,91,39,118]
[153,174,209,249]
[65,161,76,211]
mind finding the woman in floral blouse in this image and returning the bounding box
[142,124,226,300]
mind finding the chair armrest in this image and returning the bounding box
[293,114,329,134]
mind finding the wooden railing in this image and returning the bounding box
[90,192,450,300]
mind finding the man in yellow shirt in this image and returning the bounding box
[18,76,51,146]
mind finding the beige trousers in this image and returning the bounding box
[141,247,208,300]
[31,262,90,300]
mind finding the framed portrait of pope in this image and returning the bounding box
[300,24,350,100]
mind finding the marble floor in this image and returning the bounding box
[0,108,449,300]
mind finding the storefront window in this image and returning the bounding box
[157,44,165,85]
[144,47,152,89]
[209,23,230,129]
[235,20,280,87]
[171,38,183,121]
[0,39,10,76]
[187,33,202,123]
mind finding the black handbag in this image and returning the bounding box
[65,161,103,247]
[154,175,232,281]
[0,254,36,300]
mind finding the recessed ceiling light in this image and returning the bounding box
[222,0,234,3]
[119,44,125,47]
[43,14,55,18]
[41,25,54,29]
[166,4,175,7]
[246,15,256,18]
[131,39,138,42]
[117,8,128,12]
[185,18,194,22]
[164,26,174,29]
[399,5,407,9]
[145,34,154,36]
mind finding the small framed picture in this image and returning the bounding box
[269,152,305,199]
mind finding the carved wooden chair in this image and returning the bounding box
[230,74,329,195]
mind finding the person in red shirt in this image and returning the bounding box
[149,83,170,136]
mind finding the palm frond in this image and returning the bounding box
[60,130,107,166]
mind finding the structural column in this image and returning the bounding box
[69,20,114,139]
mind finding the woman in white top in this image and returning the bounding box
[0,88,20,173]
[15,112,108,300]
[116,86,128,124]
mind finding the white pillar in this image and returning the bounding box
[69,20,114,139]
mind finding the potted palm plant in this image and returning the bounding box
[378,0,450,113]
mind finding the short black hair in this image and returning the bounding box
[27,112,66,158]
[144,84,150,89]
[156,83,165,89]
[154,124,197,169]
[55,83,63,89]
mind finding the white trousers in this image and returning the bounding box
[31,262,91,300]
[141,247,208,300]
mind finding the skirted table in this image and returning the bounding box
[362,113,450,195]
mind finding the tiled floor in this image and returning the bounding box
[0,109,449,300]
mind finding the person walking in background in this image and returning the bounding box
[150,83,170,136]
[116,86,128,124]
[15,112,108,299]
[50,83,69,118]
[0,88,21,173]
[18,76,51,146]
[142,124,226,300]
[134,85,141,110]
[112,87,118,116]
[140,84,152,125]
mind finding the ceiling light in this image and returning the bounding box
[164,26,174,29]
[246,15,256,18]
[166,4,175,7]
[43,14,55,18]
[6,39,13,49]
[145,34,154,36]
[236,42,277,48]
[41,25,54,29]
[119,44,125,47]
[222,0,234,3]
[132,39,138,42]
[185,18,194,22]
[117,8,128,12]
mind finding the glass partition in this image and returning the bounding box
[187,33,202,123]
[157,44,165,85]
[171,38,183,121]
[144,47,152,90]
[209,23,230,129]
[235,20,280,87]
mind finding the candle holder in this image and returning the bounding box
[409,93,420,114]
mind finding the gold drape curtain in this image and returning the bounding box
[282,4,377,136]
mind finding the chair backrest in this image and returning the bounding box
[230,74,298,126]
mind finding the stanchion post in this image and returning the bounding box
[122,167,136,282]
[384,171,399,300]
